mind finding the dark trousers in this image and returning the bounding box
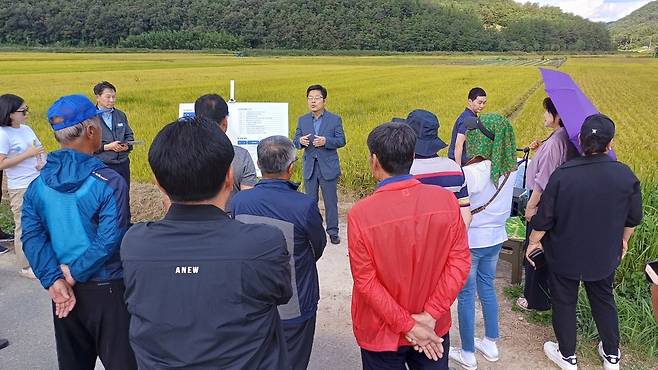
[361,334,450,370]
[304,160,338,237]
[52,280,137,370]
[523,225,551,310]
[548,272,619,357]
[106,160,131,189]
[106,160,131,218]
[283,315,317,370]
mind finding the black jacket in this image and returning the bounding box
[531,154,643,281]
[94,108,134,164]
[121,204,292,369]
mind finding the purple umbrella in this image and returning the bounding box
[539,68,616,159]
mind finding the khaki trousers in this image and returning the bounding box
[9,188,28,269]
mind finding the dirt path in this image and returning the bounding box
[130,184,607,370]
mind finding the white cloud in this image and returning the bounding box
[513,0,653,22]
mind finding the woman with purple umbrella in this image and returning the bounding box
[515,97,578,312]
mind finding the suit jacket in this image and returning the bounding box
[94,108,134,165]
[293,110,346,181]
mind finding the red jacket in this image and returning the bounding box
[348,178,470,352]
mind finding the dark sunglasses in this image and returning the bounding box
[14,106,29,115]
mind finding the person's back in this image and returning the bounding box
[22,94,136,370]
[231,136,326,370]
[120,117,292,370]
[534,154,640,280]
[350,180,468,347]
[232,180,325,321]
[25,149,127,283]
[122,208,291,369]
[349,122,469,370]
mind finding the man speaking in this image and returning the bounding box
[293,84,346,244]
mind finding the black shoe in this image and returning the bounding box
[0,338,8,350]
[0,245,8,256]
[330,235,341,245]
[0,230,14,242]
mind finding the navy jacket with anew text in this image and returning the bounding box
[121,204,292,370]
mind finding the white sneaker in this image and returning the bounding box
[449,347,477,370]
[474,337,499,362]
[19,267,37,280]
[543,341,577,370]
[598,341,620,370]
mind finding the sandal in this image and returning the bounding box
[515,297,531,311]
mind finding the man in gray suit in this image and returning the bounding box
[293,84,346,244]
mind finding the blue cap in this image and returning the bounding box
[47,94,104,131]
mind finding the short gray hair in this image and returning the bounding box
[257,135,296,174]
[53,116,100,144]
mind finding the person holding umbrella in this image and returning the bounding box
[527,114,642,370]
[515,97,578,312]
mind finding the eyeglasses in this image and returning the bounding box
[307,96,324,102]
[14,106,29,115]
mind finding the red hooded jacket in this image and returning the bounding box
[348,178,470,352]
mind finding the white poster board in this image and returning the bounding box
[178,102,289,177]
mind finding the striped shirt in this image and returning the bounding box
[410,156,470,208]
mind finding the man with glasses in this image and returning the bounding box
[293,84,346,245]
[232,135,327,370]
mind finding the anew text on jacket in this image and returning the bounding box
[175,266,200,274]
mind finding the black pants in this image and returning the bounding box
[523,225,551,310]
[106,160,131,218]
[548,272,619,357]
[283,315,317,370]
[361,334,450,370]
[52,280,137,370]
[106,160,131,189]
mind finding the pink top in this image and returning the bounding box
[525,127,577,192]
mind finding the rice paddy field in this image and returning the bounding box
[0,53,655,189]
[1,52,657,362]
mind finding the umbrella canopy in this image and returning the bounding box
[539,68,616,159]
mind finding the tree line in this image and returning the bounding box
[0,0,612,52]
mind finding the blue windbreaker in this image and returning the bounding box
[22,148,130,289]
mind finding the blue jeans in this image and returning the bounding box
[457,243,502,352]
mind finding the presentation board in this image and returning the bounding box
[178,102,289,177]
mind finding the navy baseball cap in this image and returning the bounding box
[403,109,448,156]
[47,94,104,131]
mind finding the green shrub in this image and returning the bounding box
[119,31,245,50]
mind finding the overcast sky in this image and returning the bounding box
[513,0,654,22]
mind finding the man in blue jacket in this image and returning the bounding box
[121,117,292,369]
[22,94,136,370]
[232,135,327,370]
[293,84,346,244]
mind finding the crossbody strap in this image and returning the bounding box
[471,173,511,215]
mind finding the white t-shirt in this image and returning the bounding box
[463,160,517,249]
[0,124,42,189]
